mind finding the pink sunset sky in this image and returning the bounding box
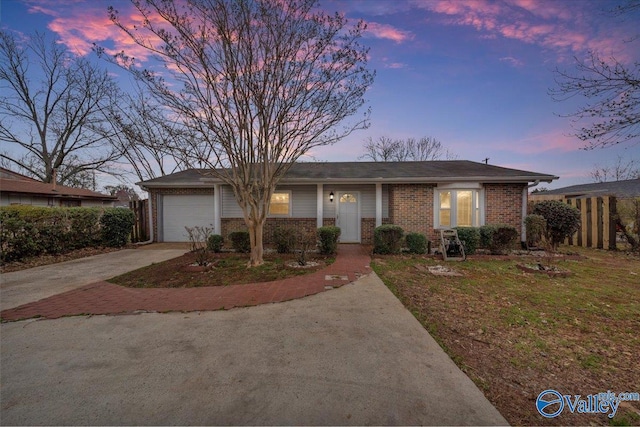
[1,0,638,189]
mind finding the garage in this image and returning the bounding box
[161,194,215,242]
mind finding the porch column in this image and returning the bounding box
[375,183,382,227]
[214,184,222,234]
[316,184,324,228]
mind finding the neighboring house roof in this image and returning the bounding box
[0,167,117,201]
[533,178,640,199]
[138,161,558,188]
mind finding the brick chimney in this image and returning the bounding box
[52,168,57,191]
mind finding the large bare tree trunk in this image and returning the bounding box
[248,219,265,267]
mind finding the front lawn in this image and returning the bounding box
[109,251,333,288]
[372,247,640,426]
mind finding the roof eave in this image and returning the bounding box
[142,175,558,187]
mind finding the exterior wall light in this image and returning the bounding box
[329,191,334,202]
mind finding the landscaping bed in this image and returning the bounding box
[0,245,130,273]
[372,247,640,426]
[109,251,334,288]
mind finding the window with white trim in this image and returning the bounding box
[435,188,482,228]
[269,191,291,216]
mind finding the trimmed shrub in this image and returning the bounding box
[0,206,109,261]
[273,226,297,254]
[34,209,68,254]
[489,225,519,254]
[374,224,404,254]
[207,234,224,253]
[406,232,428,254]
[532,200,581,250]
[229,231,251,253]
[454,227,480,255]
[0,206,39,261]
[317,226,341,255]
[100,208,135,247]
[67,207,102,249]
[524,214,547,248]
[478,225,497,249]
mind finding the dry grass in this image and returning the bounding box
[373,247,640,426]
[109,251,333,288]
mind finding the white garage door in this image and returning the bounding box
[162,195,214,242]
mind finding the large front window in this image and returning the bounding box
[436,189,481,228]
[269,191,291,216]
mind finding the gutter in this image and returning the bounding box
[521,180,541,247]
[146,175,558,188]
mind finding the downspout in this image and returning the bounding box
[522,180,541,247]
[135,188,154,245]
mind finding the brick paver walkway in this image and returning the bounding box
[1,245,371,322]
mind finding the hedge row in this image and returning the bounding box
[454,225,519,254]
[370,224,520,256]
[373,225,429,255]
[217,226,342,255]
[0,206,135,262]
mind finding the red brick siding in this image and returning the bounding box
[361,218,391,244]
[484,183,526,240]
[149,188,214,242]
[389,184,435,238]
[222,218,317,244]
[322,218,336,227]
[222,217,384,245]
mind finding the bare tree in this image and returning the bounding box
[360,135,456,161]
[104,0,374,266]
[359,136,400,161]
[550,2,640,149]
[104,184,140,203]
[0,31,120,186]
[105,83,203,182]
[590,155,640,182]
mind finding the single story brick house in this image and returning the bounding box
[0,167,116,207]
[138,161,557,245]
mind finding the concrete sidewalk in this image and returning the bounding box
[0,272,508,426]
[0,248,188,311]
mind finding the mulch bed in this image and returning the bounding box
[1,246,131,273]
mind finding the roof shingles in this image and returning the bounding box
[139,161,557,187]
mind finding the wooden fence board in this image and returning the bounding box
[129,199,149,243]
[531,194,616,250]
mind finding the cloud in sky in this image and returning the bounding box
[499,56,524,67]
[364,21,414,43]
[27,0,636,67]
[410,0,633,63]
[24,0,165,61]
[496,130,580,155]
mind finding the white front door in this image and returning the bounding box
[337,192,360,243]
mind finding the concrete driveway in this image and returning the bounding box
[0,273,508,426]
[0,246,188,311]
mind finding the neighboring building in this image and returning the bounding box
[138,161,557,244]
[530,178,640,250]
[0,167,116,207]
[530,178,640,200]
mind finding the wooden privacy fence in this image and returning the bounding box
[129,199,149,243]
[530,195,618,250]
